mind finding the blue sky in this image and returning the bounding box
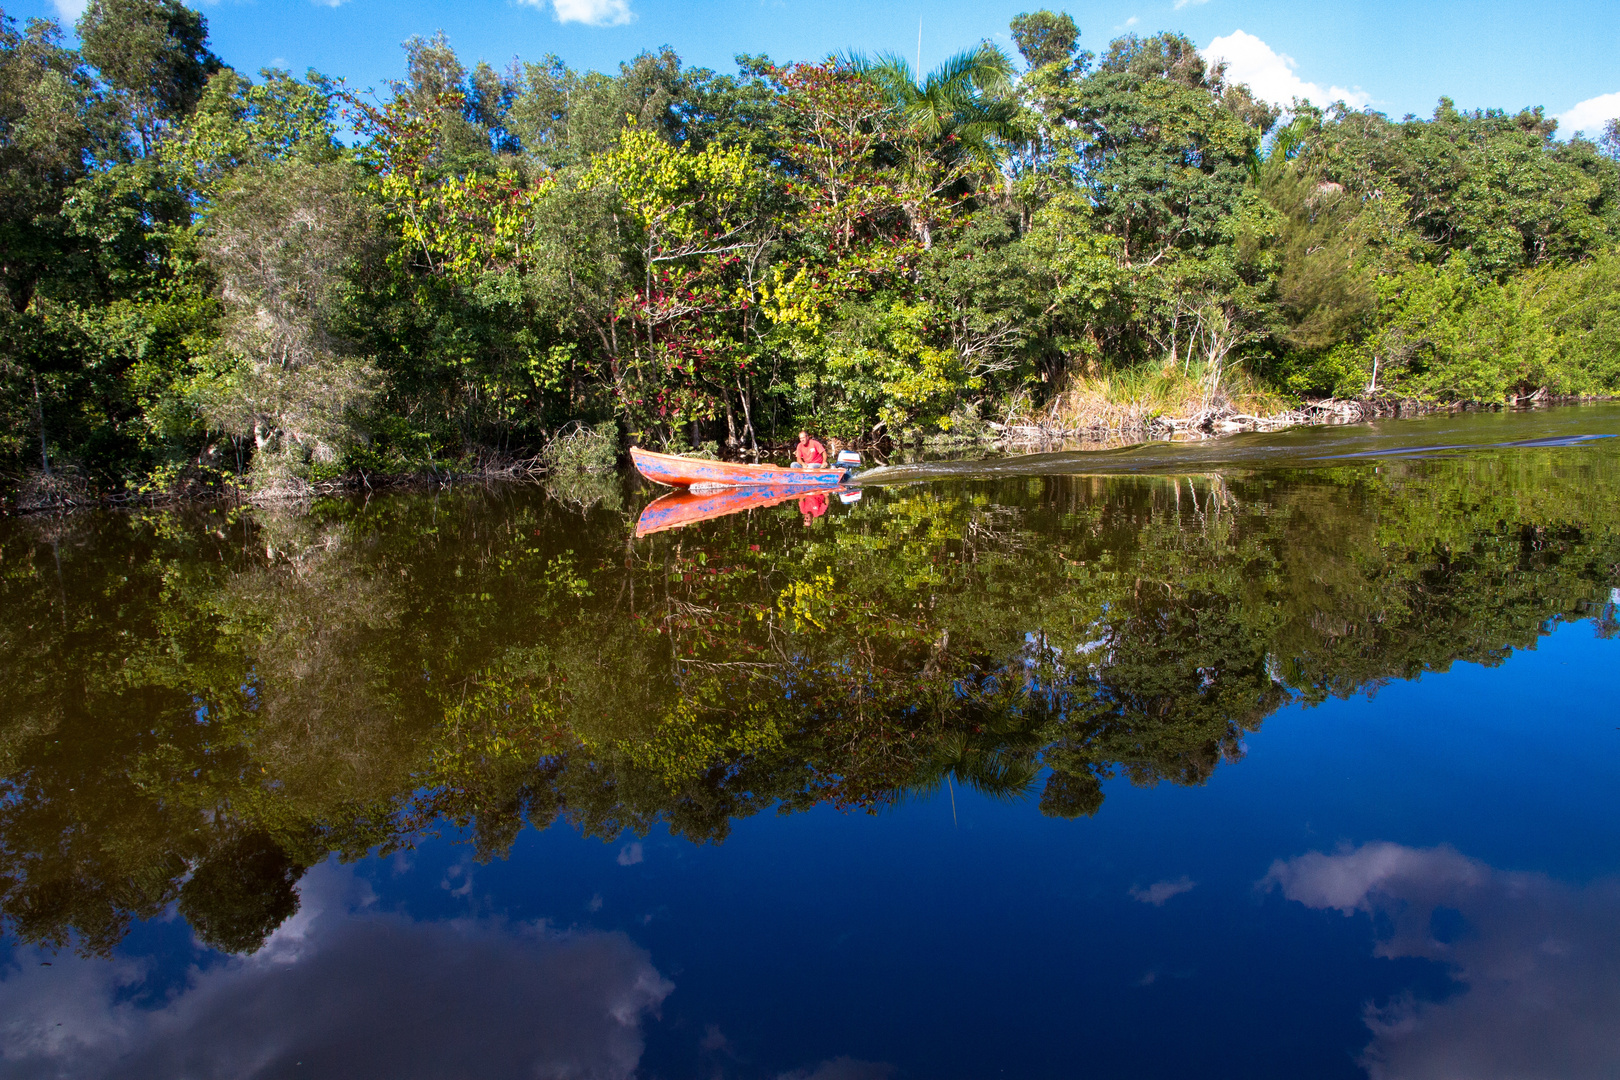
[13,0,1620,137]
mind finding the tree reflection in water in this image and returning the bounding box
[1,440,1618,956]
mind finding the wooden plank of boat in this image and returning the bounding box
[630,446,847,489]
[636,485,833,537]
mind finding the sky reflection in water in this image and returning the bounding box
[2,408,1619,1079]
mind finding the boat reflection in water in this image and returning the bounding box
[635,485,851,537]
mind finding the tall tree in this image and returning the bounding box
[1009,9,1079,70]
[1075,32,1275,265]
[1304,100,1618,278]
[0,14,110,479]
[162,66,341,195]
[199,157,384,483]
[77,0,220,156]
[0,14,104,313]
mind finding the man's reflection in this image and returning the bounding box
[799,491,829,525]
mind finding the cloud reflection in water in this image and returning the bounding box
[1265,841,1620,1080]
[0,863,674,1080]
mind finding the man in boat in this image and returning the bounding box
[792,430,828,469]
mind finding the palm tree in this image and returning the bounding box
[845,43,1018,173]
[910,731,1043,815]
[836,43,1017,247]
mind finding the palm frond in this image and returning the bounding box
[838,40,1018,169]
[843,51,919,101]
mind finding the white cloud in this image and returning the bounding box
[49,0,87,22]
[0,863,674,1080]
[1265,842,1620,1080]
[543,0,635,27]
[1261,840,1483,915]
[1129,876,1196,906]
[440,860,474,896]
[1173,0,1209,9]
[617,841,644,866]
[1205,30,1372,111]
[1558,91,1620,139]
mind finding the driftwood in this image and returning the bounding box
[990,396,1436,448]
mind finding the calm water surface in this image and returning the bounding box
[3,405,1619,1079]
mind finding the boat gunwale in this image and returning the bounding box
[630,446,848,488]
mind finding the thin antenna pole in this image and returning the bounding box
[916,18,922,78]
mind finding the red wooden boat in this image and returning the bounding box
[636,485,838,537]
[630,446,848,489]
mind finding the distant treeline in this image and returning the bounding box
[2,2,1619,496]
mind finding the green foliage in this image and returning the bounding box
[541,419,619,472]
[1077,33,1275,265]
[847,43,1016,173]
[789,296,980,438]
[1287,252,1620,400]
[5,7,1620,498]
[0,13,105,313]
[162,66,340,192]
[1010,10,1081,71]
[1259,161,1376,350]
[1303,100,1619,280]
[77,0,219,156]
[199,155,384,484]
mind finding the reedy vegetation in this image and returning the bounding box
[2,2,1619,496]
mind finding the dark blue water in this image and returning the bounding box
[3,406,1619,1079]
[10,615,1617,1079]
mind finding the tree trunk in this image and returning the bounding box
[32,375,50,476]
[737,379,760,462]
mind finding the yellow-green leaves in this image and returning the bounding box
[581,125,764,252]
[383,166,555,280]
[790,298,980,437]
[776,570,837,633]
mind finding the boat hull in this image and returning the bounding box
[630,446,847,488]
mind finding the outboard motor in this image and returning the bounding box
[835,450,862,467]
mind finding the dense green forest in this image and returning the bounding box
[3,1,1619,501]
[3,441,1618,954]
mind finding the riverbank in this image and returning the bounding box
[984,392,1615,449]
[2,420,628,515]
[6,396,1613,514]
[3,453,554,515]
